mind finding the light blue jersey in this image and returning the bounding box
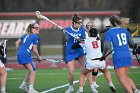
[105,27,132,68]
[65,26,85,63]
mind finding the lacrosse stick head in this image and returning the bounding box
[35,11,49,21]
[35,11,41,18]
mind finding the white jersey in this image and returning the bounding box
[84,36,102,59]
[79,35,105,70]
[85,31,89,39]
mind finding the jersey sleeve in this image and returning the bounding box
[105,30,112,43]
[33,35,39,45]
[81,27,86,39]
[20,34,26,42]
[126,29,131,39]
[65,27,70,37]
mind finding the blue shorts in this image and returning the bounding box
[113,53,132,69]
[65,49,85,63]
[17,55,36,71]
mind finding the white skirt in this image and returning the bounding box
[85,59,106,70]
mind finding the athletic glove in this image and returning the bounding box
[132,44,140,55]
[100,56,105,61]
[71,43,81,50]
[76,38,85,43]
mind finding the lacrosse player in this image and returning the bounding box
[85,21,116,92]
[15,23,42,93]
[101,15,140,93]
[0,43,7,93]
[64,14,93,93]
[76,28,106,93]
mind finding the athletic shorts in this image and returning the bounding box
[65,49,85,63]
[85,59,106,70]
[17,55,36,71]
[0,60,4,68]
[113,54,132,69]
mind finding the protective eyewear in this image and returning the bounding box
[86,25,93,29]
[32,27,40,30]
[76,21,83,25]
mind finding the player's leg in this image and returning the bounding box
[25,63,38,93]
[76,66,91,93]
[78,55,93,85]
[115,67,134,93]
[99,68,116,92]
[65,60,75,93]
[92,68,99,88]
[124,67,140,93]
[0,60,7,93]
[78,57,98,93]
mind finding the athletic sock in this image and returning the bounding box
[69,85,73,89]
[1,87,5,92]
[29,85,34,90]
[109,82,113,85]
[79,87,83,92]
[21,81,27,86]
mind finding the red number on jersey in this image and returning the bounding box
[92,41,99,48]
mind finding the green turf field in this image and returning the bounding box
[7,68,140,93]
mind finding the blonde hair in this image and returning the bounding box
[26,23,36,35]
[120,17,130,26]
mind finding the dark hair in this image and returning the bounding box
[72,14,82,24]
[89,28,100,40]
[109,15,121,27]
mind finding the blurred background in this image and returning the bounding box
[0,0,140,63]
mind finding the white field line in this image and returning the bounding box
[40,73,103,93]
[7,78,22,80]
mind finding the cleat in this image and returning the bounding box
[109,83,116,92]
[19,85,28,92]
[28,88,39,93]
[1,91,6,93]
[93,82,99,88]
[91,86,98,93]
[65,88,74,93]
[76,90,83,93]
[134,89,140,93]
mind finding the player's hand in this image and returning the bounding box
[132,44,140,55]
[100,56,105,61]
[37,56,42,63]
[60,28,65,33]
[77,38,85,43]
[71,43,81,50]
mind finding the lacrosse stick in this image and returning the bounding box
[32,58,64,64]
[92,50,113,60]
[35,11,81,40]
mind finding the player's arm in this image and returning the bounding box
[15,39,21,52]
[100,42,111,61]
[61,28,70,42]
[128,37,136,48]
[103,42,111,56]
[32,45,42,62]
[128,37,140,55]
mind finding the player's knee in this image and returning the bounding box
[92,71,98,76]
